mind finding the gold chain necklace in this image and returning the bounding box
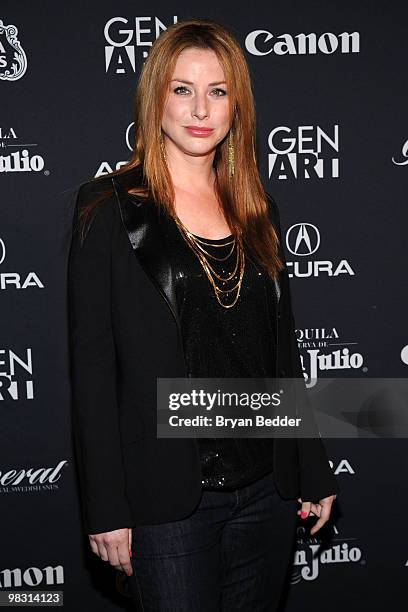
[174,215,246,309]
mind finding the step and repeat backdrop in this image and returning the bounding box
[1,1,407,610]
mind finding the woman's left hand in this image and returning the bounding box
[297,494,337,535]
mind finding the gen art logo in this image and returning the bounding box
[268,125,340,180]
[104,16,178,74]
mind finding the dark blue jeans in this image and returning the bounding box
[127,470,298,611]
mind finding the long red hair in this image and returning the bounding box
[78,17,284,280]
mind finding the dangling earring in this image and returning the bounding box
[160,131,167,162]
[228,129,235,177]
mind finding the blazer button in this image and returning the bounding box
[280,368,286,376]
[277,313,281,319]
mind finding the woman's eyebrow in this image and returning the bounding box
[171,79,227,86]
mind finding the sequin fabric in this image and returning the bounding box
[162,212,277,490]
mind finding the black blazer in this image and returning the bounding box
[67,167,340,535]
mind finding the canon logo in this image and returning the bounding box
[246,30,360,56]
[0,565,64,588]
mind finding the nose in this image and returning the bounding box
[192,92,209,120]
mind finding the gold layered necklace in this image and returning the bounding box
[174,215,246,309]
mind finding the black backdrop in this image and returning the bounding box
[1,2,407,610]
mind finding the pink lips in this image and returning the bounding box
[185,126,214,137]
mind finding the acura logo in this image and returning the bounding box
[286,223,320,256]
[0,238,6,264]
[125,122,135,152]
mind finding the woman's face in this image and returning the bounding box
[161,47,231,161]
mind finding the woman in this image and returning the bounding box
[68,18,339,611]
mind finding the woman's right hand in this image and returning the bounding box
[89,527,133,576]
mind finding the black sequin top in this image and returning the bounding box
[162,213,277,490]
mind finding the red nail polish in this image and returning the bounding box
[129,549,132,557]
[300,511,308,519]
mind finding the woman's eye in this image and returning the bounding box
[211,88,227,96]
[174,86,190,94]
[173,86,227,96]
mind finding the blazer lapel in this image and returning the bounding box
[110,170,281,360]
[111,173,181,329]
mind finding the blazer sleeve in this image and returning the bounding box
[67,183,133,535]
[265,192,340,502]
